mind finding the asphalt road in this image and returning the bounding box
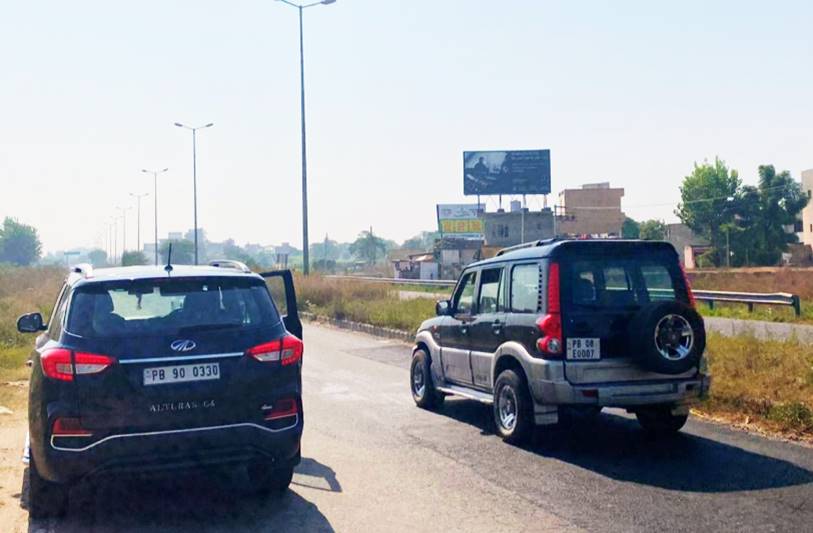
[8,323,813,532]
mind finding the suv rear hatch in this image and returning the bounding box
[555,241,697,384]
[63,275,292,434]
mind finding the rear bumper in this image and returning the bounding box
[34,418,302,484]
[526,358,711,408]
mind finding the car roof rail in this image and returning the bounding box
[496,238,562,257]
[70,263,94,278]
[208,259,252,273]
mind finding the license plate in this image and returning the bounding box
[566,338,600,360]
[143,362,220,386]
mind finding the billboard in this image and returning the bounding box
[463,149,551,195]
[437,204,484,239]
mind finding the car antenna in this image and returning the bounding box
[164,243,173,272]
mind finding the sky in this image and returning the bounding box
[1,0,812,254]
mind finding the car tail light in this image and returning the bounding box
[247,335,303,366]
[263,398,299,421]
[52,417,92,437]
[679,264,696,307]
[536,262,563,358]
[40,349,115,382]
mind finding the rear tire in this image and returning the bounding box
[247,463,294,495]
[410,349,444,410]
[28,458,69,519]
[493,369,533,444]
[636,406,689,435]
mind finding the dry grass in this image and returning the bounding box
[292,274,434,333]
[698,333,813,437]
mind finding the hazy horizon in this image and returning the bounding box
[2,0,811,254]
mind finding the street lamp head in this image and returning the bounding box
[204,123,214,128]
[321,0,336,4]
[174,122,184,128]
[141,169,149,173]
[162,168,169,172]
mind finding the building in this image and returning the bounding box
[555,182,625,237]
[391,250,439,280]
[801,169,813,248]
[664,223,708,266]
[437,237,483,279]
[482,206,555,247]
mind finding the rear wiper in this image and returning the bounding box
[178,322,243,333]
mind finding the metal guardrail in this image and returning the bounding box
[327,276,802,316]
[325,275,456,287]
[692,290,801,316]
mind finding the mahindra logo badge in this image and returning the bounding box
[170,339,196,352]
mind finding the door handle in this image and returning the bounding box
[491,320,502,334]
[460,326,469,335]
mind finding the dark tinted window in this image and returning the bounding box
[567,258,678,308]
[66,277,279,337]
[453,271,477,314]
[478,268,503,314]
[510,264,539,313]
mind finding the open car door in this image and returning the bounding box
[259,269,303,340]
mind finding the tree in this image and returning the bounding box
[676,158,740,266]
[87,249,108,267]
[0,217,42,266]
[621,217,640,239]
[159,240,194,265]
[310,236,339,261]
[121,250,149,266]
[748,165,808,265]
[639,219,667,241]
[350,228,387,265]
[401,231,439,250]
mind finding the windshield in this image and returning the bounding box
[65,277,279,337]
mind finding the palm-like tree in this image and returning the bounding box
[350,228,387,265]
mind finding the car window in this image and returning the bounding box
[641,264,676,301]
[66,277,280,338]
[568,258,678,308]
[477,267,503,314]
[510,264,539,313]
[453,271,477,315]
[47,284,69,338]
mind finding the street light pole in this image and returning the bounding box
[116,206,131,265]
[174,123,213,265]
[130,192,150,255]
[275,0,337,275]
[142,168,169,265]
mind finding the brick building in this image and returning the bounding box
[555,182,625,237]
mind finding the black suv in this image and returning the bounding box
[17,261,304,518]
[410,239,710,443]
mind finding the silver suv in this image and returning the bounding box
[410,239,711,443]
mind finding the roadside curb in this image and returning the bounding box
[300,311,413,343]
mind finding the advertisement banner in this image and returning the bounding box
[463,149,551,195]
[437,204,484,239]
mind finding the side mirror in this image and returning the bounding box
[17,312,46,333]
[435,300,451,316]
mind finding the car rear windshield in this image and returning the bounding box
[66,277,280,337]
[564,255,682,310]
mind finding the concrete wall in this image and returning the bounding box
[482,209,554,247]
[802,169,813,247]
[665,223,708,265]
[556,185,625,236]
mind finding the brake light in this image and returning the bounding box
[679,264,696,307]
[536,262,563,357]
[52,417,92,437]
[40,349,115,382]
[247,335,303,366]
[263,398,298,421]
